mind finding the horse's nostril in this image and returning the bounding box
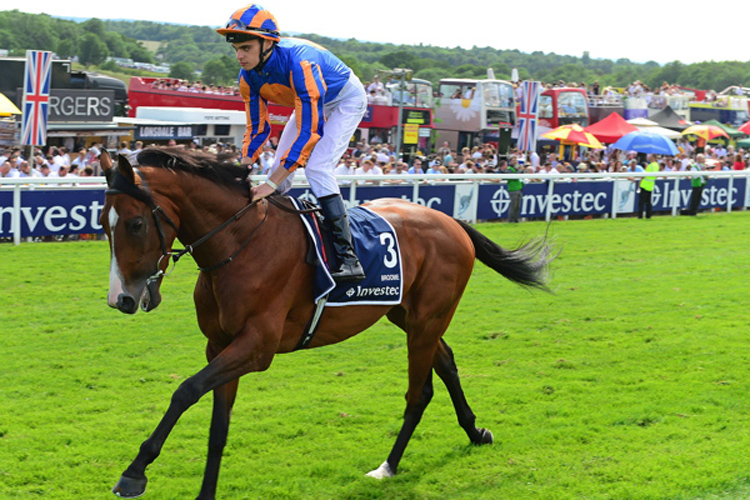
[117,294,138,314]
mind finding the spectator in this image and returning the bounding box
[506,157,523,223]
[407,158,424,174]
[681,154,708,216]
[638,154,660,219]
[18,160,38,177]
[333,156,356,185]
[3,157,20,177]
[367,74,384,96]
[732,153,745,170]
[354,158,383,184]
[59,147,71,166]
[386,162,408,184]
[118,141,132,156]
[257,144,275,175]
[540,162,559,175]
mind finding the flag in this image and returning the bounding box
[517,80,540,152]
[21,50,53,147]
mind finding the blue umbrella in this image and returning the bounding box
[611,131,680,155]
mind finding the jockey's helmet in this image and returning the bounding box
[217,4,280,43]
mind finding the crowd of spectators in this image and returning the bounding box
[3,134,747,184]
[318,137,748,186]
[150,79,240,96]
[0,144,106,180]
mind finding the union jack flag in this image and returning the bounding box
[517,80,541,152]
[21,50,52,146]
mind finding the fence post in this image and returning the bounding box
[727,175,734,214]
[349,181,357,207]
[545,179,555,223]
[13,184,21,246]
[671,178,680,217]
[472,179,479,224]
[611,180,619,219]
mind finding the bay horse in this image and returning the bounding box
[100,148,553,499]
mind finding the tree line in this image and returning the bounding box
[1,9,749,92]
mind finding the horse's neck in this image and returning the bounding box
[153,170,258,256]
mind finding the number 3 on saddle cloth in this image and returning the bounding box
[290,197,404,348]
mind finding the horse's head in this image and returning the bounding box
[100,150,175,314]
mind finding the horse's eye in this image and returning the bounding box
[127,218,145,234]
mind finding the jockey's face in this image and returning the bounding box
[232,40,263,71]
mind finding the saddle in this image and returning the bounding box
[282,196,404,349]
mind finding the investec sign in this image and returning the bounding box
[478,181,612,219]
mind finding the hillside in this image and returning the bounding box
[1,9,750,91]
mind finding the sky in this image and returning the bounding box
[6,0,749,66]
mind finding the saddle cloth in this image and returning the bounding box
[290,198,403,307]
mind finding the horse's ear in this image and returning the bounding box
[117,153,136,185]
[100,148,113,174]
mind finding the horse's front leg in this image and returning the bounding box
[195,379,239,500]
[112,333,274,498]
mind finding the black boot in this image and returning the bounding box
[319,194,366,282]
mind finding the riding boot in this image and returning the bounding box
[319,194,366,282]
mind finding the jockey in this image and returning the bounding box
[217,4,367,282]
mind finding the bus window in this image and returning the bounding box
[439,83,461,100]
[414,82,433,108]
[558,91,587,117]
[391,81,433,108]
[440,83,475,100]
[482,82,514,108]
[539,95,553,118]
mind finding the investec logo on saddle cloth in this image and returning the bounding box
[291,199,404,306]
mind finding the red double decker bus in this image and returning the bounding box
[127,76,433,153]
[537,87,590,135]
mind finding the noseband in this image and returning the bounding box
[105,168,266,282]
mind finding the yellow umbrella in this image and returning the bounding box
[681,124,729,141]
[0,92,22,116]
[542,123,604,149]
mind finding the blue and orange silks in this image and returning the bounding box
[238,38,351,171]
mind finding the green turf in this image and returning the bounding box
[0,212,748,499]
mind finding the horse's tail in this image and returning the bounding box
[455,220,555,292]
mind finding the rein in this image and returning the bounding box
[106,168,269,280]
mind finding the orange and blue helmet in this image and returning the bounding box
[217,4,280,43]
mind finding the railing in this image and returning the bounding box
[2,170,749,245]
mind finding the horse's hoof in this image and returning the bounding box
[366,461,394,479]
[112,474,147,498]
[476,427,494,445]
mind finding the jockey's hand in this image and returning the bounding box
[251,182,276,201]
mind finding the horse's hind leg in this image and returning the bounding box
[367,339,437,479]
[433,339,493,445]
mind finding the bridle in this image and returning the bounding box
[105,167,267,283]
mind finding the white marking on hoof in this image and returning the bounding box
[366,461,394,479]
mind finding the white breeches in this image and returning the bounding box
[272,72,367,198]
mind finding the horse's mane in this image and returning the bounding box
[136,147,251,197]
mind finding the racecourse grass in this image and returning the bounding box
[0,212,748,500]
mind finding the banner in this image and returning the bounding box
[1,177,747,239]
[0,189,105,237]
[517,80,541,152]
[21,50,53,146]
